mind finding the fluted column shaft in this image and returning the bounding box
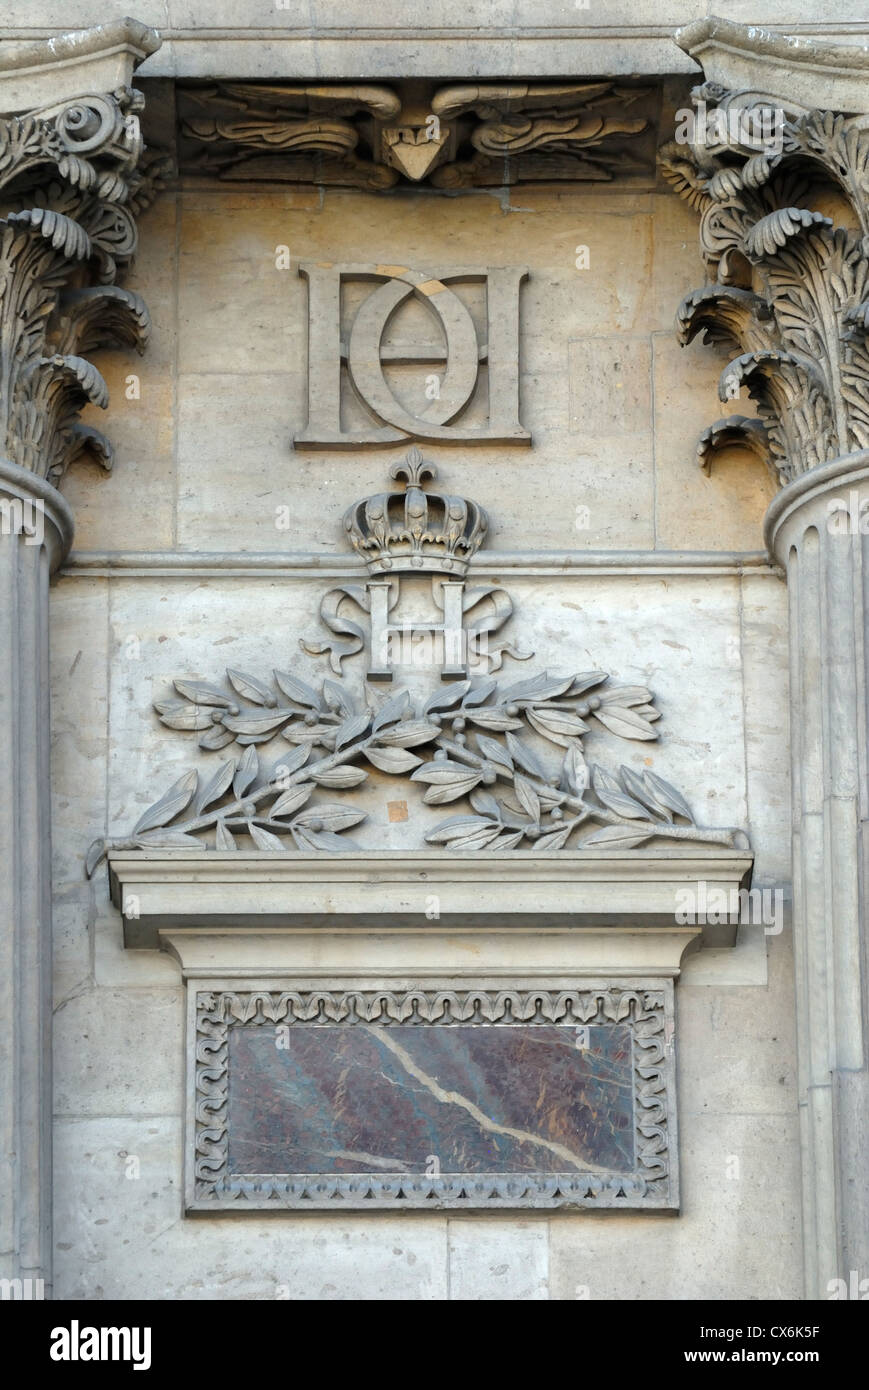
[0,463,72,1293]
[766,452,869,1298]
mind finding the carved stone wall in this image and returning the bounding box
[2,7,823,1306]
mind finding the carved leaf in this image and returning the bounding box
[527,706,590,743]
[294,804,367,831]
[464,708,523,731]
[410,762,483,804]
[513,774,541,824]
[592,766,649,820]
[85,838,107,877]
[505,732,546,779]
[580,824,654,849]
[439,824,504,850]
[372,690,410,731]
[269,783,315,818]
[226,668,277,707]
[154,701,216,731]
[133,770,198,835]
[423,681,471,715]
[642,770,694,823]
[619,765,668,821]
[283,723,337,744]
[195,758,237,814]
[335,713,371,749]
[501,671,575,702]
[311,766,368,788]
[221,708,296,735]
[562,744,589,796]
[475,734,513,771]
[537,824,573,851]
[374,720,440,747]
[569,672,607,695]
[462,677,497,706]
[215,819,237,851]
[599,685,653,707]
[425,816,501,843]
[269,744,310,778]
[412,760,477,784]
[292,825,361,851]
[365,746,423,773]
[322,679,355,716]
[593,706,658,741]
[198,725,237,751]
[489,829,526,850]
[273,670,322,709]
[233,746,259,798]
[469,789,503,819]
[174,679,237,708]
[248,822,286,852]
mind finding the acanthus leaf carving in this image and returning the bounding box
[0,28,163,484]
[660,69,869,487]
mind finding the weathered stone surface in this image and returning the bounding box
[54,1117,450,1299]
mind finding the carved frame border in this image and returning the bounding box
[187,983,678,1212]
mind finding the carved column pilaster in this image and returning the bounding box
[0,19,160,1293]
[661,18,869,1299]
[765,454,869,1299]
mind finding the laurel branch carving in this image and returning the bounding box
[87,661,747,873]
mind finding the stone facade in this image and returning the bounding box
[2,6,867,1302]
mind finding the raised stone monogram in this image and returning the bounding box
[295,262,529,447]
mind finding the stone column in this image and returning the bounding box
[0,464,72,1294]
[764,454,869,1298]
[0,19,160,1294]
[661,18,869,1299]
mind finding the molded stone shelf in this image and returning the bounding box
[108,847,754,974]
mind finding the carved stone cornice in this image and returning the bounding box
[0,20,163,486]
[177,79,656,189]
[659,21,869,490]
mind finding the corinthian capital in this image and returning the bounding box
[659,18,869,490]
[0,19,162,487]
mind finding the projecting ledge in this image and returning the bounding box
[108,848,753,964]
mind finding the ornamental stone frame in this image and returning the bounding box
[188,985,677,1213]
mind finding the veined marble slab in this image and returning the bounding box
[187,985,678,1211]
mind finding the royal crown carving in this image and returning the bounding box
[344,449,488,577]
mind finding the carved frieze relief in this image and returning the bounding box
[88,454,750,873]
[176,80,656,190]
